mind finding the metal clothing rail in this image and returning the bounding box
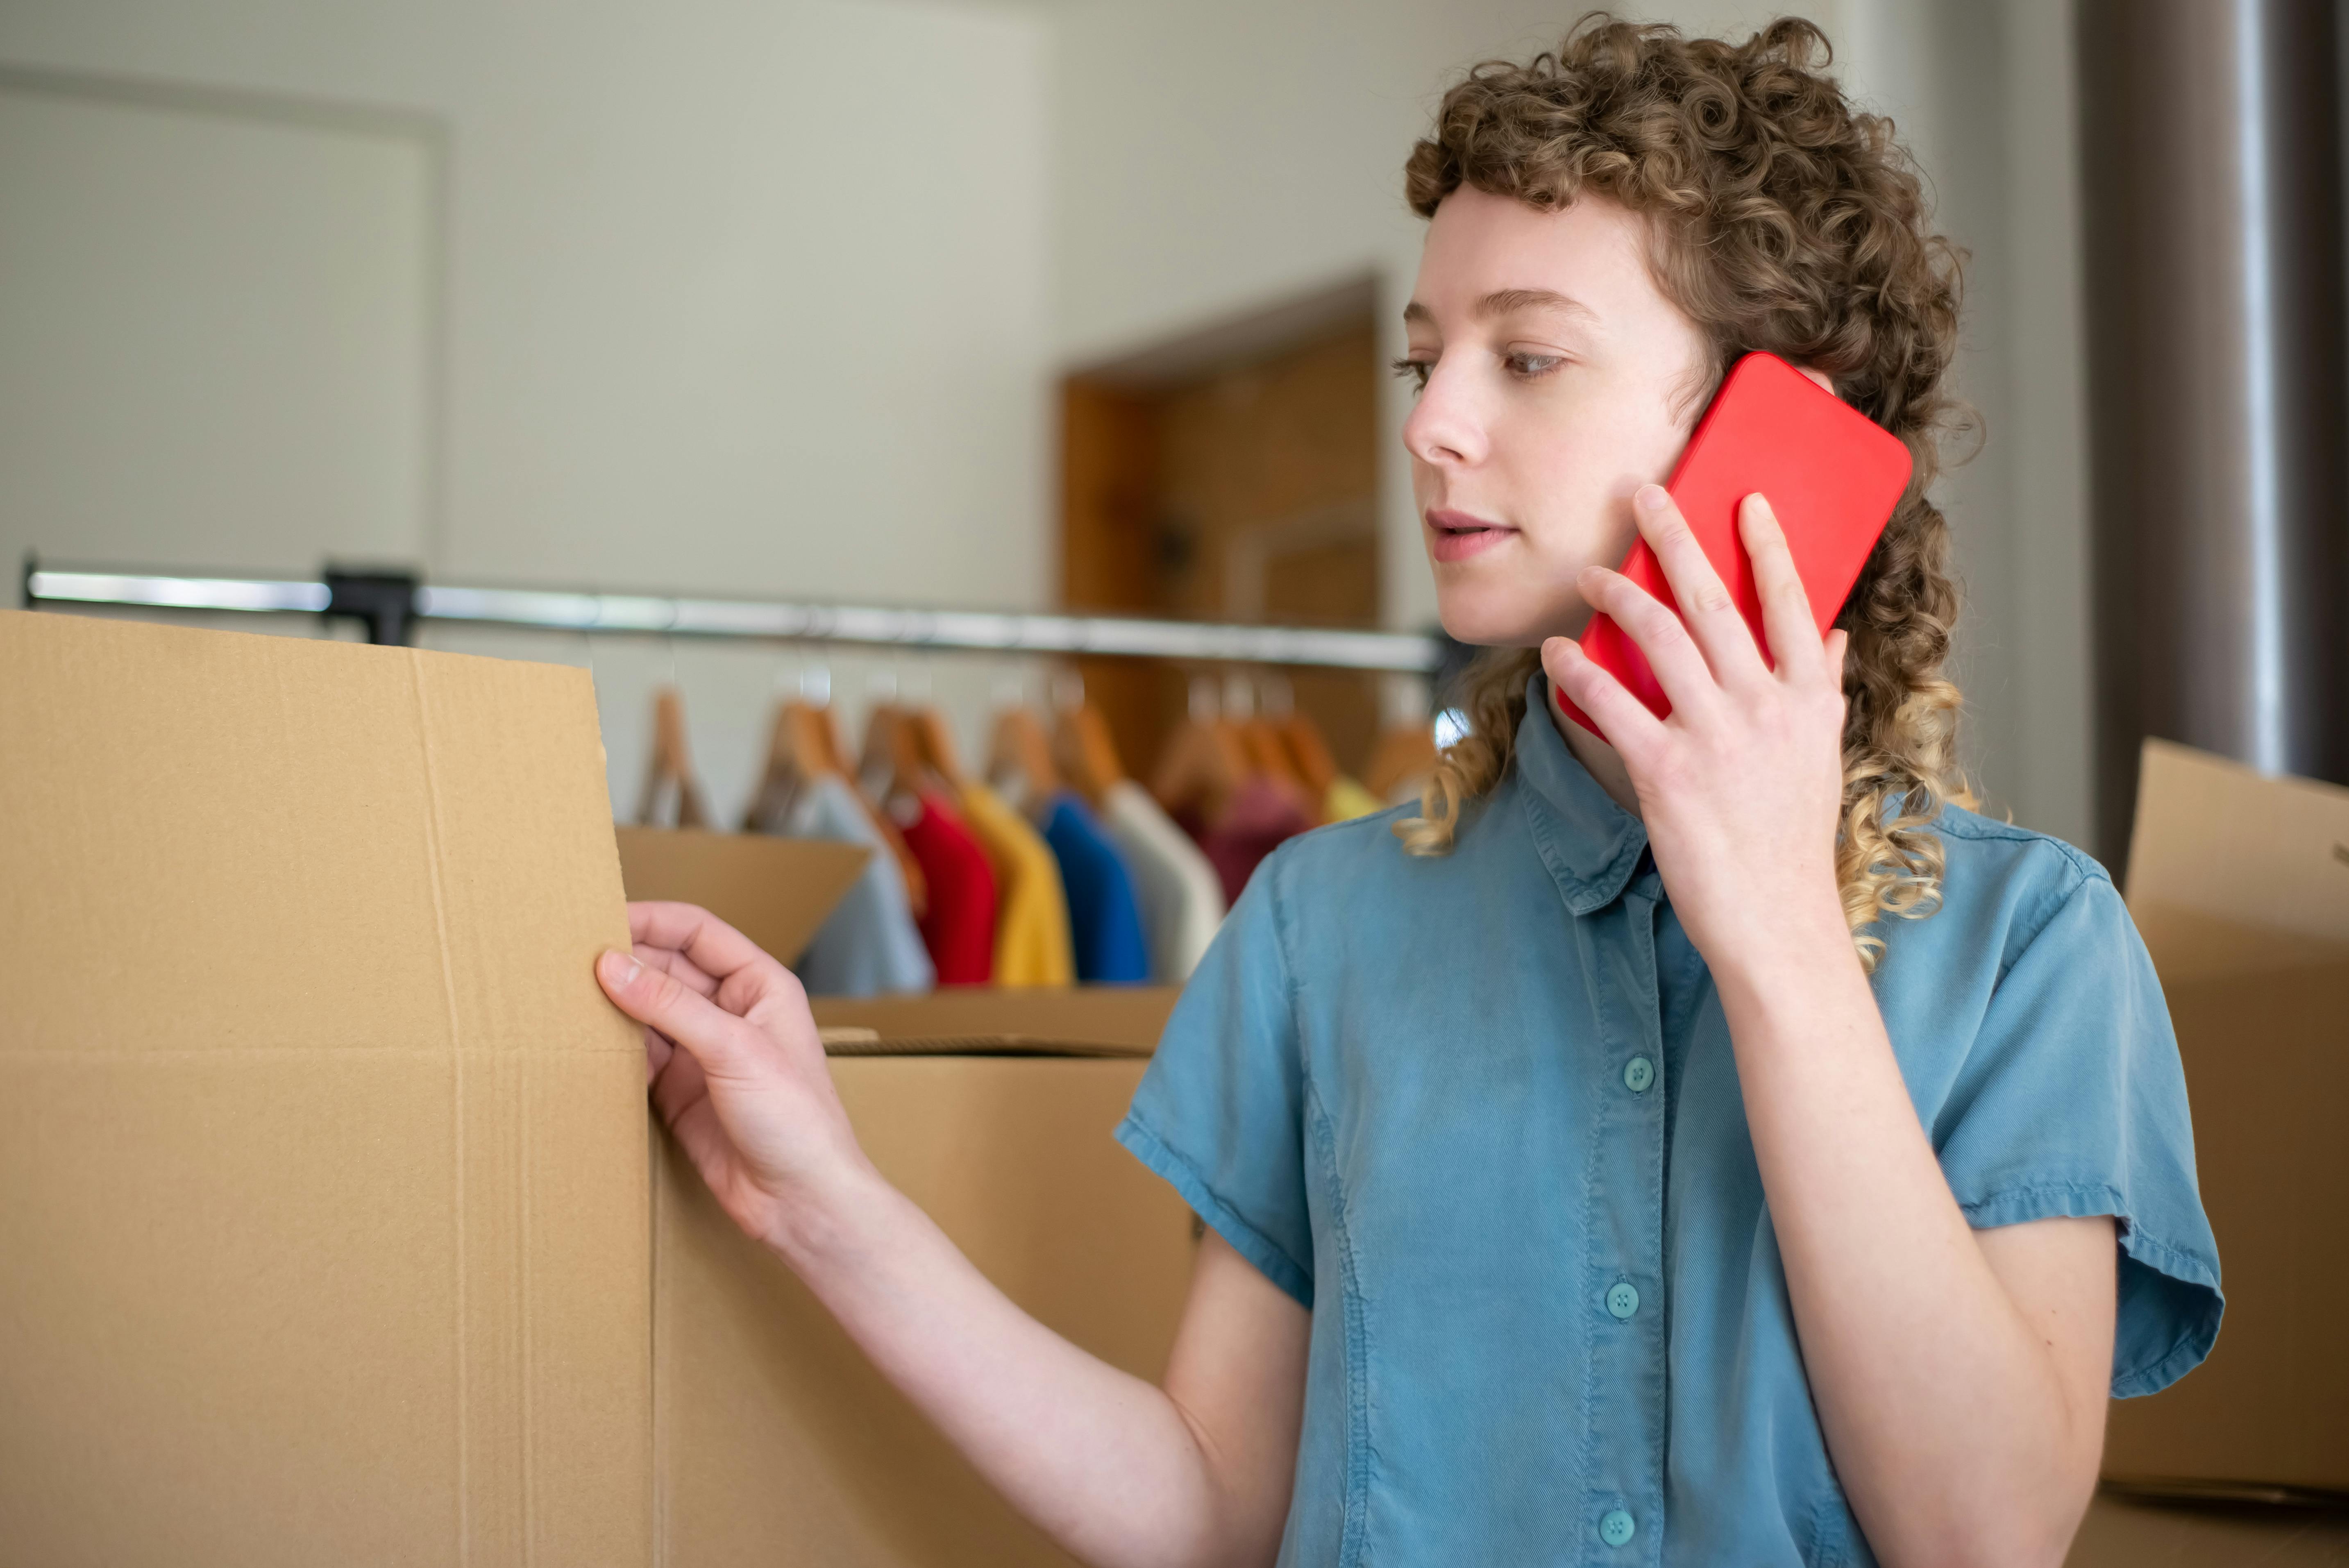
[20,558,1444,674]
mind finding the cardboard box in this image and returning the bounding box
[616,824,869,969]
[2,608,1194,1564]
[656,989,1192,1568]
[2102,739,2349,1495]
[0,610,652,1565]
[810,984,1181,1054]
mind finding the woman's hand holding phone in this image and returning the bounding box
[597,903,876,1253]
[1543,483,1853,976]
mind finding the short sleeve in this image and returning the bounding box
[1933,864,2224,1398]
[1115,858,1314,1307]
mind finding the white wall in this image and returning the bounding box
[1048,0,2097,848]
[0,0,1054,818]
[0,77,435,576]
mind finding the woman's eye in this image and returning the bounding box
[1389,357,1432,392]
[1505,351,1564,379]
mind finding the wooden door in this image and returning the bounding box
[1058,311,1382,783]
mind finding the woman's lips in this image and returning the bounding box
[1426,508,1518,563]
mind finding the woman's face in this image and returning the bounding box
[1401,186,1713,648]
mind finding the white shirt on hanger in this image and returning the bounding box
[1097,779,1227,984]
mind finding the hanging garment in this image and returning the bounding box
[1178,778,1316,907]
[1098,780,1226,983]
[776,774,935,997]
[959,781,1076,988]
[1323,774,1388,824]
[896,787,998,986]
[1040,792,1151,985]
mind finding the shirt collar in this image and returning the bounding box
[1511,671,1651,915]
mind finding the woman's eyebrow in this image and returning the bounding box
[1475,287,1593,321]
[1401,289,1594,328]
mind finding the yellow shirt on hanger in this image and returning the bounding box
[1324,774,1388,824]
[959,781,1076,987]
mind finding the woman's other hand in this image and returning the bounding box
[597,901,871,1252]
[599,901,1309,1568]
[1543,483,1852,972]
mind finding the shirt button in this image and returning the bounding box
[1598,1508,1637,1547]
[1605,1281,1641,1320]
[1623,1055,1655,1093]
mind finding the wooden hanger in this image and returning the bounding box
[1228,674,1313,813]
[858,701,933,802]
[635,686,711,828]
[1239,719,1303,788]
[911,705,969,793]
[988,704,1062,810]
[748,695,925,917]
[1150,676,1248,823]
[840,703,929,918]
[741,698,841,831]
[1280,707,1340,799]
[1055,702,1126,809]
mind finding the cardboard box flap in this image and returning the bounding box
[823,1033,1155,1059]
[617,825,867,965]
[810,986,1178,1057]
[0,610,649,1566]
[2125,739,2349,982]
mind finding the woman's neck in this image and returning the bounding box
[1548,682,1643,819]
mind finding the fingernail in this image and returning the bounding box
[1636,484,1670,512]
[598,949,640,988]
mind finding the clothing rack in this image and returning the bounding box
[20,556,1443,674]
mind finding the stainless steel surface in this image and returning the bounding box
[2078,0,2349,867]
[24,568,1442,673]
[27,570,330,615]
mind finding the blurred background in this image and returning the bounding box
[1,0,2131,847]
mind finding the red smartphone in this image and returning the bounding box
[1555,352,1913,735]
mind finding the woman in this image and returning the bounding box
[597,18,2219,1566]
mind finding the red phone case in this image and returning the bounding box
[1555,352,1913,735]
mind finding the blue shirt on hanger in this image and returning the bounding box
[1116,673,2220,1566]
[1041,791,1152,985]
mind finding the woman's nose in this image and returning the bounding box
[1402,363,1488,468]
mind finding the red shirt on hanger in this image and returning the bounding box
[896,787,997,986]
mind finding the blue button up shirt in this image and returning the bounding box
[1117,677,2221,1566]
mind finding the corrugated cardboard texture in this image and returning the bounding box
[2104,740,2349,1493]
[617,826,869,969]
[0,610,651,1566]
[654,1021,1193,1566]
[810,986,1179,1055]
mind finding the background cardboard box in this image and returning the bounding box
[616,825,868,971]
[2104,740,2349,1495]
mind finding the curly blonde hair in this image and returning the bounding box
[1396,13,1975,972]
